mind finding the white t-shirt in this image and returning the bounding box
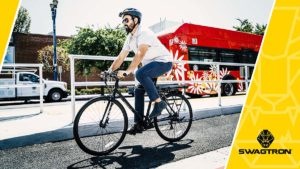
[122,26,173,66]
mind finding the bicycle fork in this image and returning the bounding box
[99,99,113,128]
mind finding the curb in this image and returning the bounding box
[0,105,241,150]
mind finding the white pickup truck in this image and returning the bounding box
[0,72,68,102]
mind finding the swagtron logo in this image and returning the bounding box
[257,129,274,148]
[239,130,292,154]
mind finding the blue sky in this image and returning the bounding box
[21,0,274,36]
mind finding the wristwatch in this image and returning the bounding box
[123,71,129,76]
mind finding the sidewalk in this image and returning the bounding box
[0,95,240,168]
[0,96,244,146]
[157,146,230,169]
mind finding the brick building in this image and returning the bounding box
[10,33,104,86]
[10,33,71,82]
[12,32,70,64]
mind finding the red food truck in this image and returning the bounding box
[157,23,263,97]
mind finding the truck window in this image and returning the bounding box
[19,74,39,83]
[19,74,24,81]
[188,46,218,70]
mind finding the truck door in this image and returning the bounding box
[18,73,40,97]
[0,79,15,99]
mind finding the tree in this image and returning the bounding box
[13,6,31,33]
[254,23,267,35]
[233,18,253,33]
[233,18,267,35]
[61,26,128,75]
[37,45,69,73]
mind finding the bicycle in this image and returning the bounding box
[73,71,193,156]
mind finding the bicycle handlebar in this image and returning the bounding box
[104,71,128,80]
[103,71,122,88]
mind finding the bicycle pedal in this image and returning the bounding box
[127,130,143,135]
[127,132,136,135]
[127,127,143,135]
[143,123,154,129]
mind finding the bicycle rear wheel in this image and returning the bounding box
[154,92,193,142]
[73,97,128,156]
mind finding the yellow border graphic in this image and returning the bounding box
[1,0,300,167]
[227,0,300,168]
[0,0,21,68]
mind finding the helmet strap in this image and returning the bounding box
[130,16,139,33]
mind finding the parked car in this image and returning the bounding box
[0,72,68,102]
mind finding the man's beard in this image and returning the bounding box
[125,23,137,34]
[125,26,133,34]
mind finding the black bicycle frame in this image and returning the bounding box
[112,86,179,121]
[102,75,178,124]
[109,78,147,121]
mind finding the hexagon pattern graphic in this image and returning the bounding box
[227,0,300,168]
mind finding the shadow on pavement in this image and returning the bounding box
[0,112,42,122]
[68,139,194,169]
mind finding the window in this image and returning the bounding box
[4,46,15,64]
[241,50,258,64]
[188,46,218,70]
[187,46,258,72]
[189,47,218,61]
[219,50,239,63]
[218,49,240,70]
[19,74,39,83]
[241,49,258,77]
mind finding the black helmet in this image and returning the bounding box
[119,8,142,22]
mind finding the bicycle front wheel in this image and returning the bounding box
[73,97,128,156]
[154,92,193,142]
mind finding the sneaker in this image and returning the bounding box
[143,119,154,129]
[127,123,144,135]
[149,101,167,118]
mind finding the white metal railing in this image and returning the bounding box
[0,64,44,113]
[69,54,254,120]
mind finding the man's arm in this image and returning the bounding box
[109,50,129,71]
[126,44,149,73]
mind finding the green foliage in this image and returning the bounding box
[253,23,267,35]
[233,18,254,33]
[13,6,31,33]
[37,45,69,73]
[233,18,266,35]
[61,26,128,75]
[74,87,128,95]
[75,88,101,95]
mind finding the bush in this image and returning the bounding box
[73,87,128,95]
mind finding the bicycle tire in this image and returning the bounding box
[154,92,193,142]
[73,97,128,156]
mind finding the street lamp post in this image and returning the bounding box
[50,0,58,81]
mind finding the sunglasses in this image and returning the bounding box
[122,18,130,24]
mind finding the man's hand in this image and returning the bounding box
[107,67,113,74]
[117,70,129,79]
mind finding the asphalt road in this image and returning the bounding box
[0,113,239,169]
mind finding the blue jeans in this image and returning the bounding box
[134,61,172,123]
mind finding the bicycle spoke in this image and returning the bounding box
[154,93,192,142]
[74,97,128,156]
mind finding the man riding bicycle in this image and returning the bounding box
[108,8,173,134]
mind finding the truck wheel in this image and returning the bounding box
[222,83,236,96]
[47,89,63,102]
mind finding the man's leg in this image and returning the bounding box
[134,85,145,123]
[135,62,172,118]
[128,85,145,134]
[135,62,172,101]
